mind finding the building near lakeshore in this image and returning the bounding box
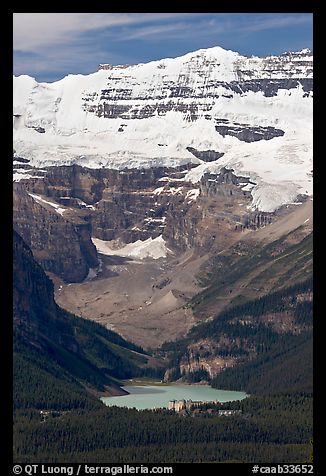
[168,399,220,412]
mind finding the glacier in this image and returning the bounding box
[13,46,313,212]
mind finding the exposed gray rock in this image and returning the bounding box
[33,126,45,133]
[215,121,284,142]
[13,182,98,283]
[13,156,30,164]
[186,147,224,162]
[82,77,312,123]
[14,163,275,280]
[200,168,255,194]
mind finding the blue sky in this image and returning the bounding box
[13,13,313,82]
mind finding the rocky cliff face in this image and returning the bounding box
[13,181,98,282]
[13,229,150,392]
[92,50,313,120]
[13,161,276,282]
[214,120,285,142]
[13,157,280,283]
[163,166,271,252]
[13,229,79,352]
[12,165,187,280]
[164,337,240,382]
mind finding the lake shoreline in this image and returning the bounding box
[101,383,247,410]
[122,378,212,387]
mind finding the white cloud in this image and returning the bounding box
[114,14,311,43]
[13,13,312,81]
[239,14,312,33]
[13,13,197,53]
[13,13,209,79]
[118,18,228,41]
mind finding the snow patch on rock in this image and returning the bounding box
[92,235,172,260]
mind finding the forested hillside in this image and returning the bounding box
[13,229,313,463]
[14,396,312,463]
[211,330,313,395]
[163,279,313,387]
[13,229,153,402]
[191,229,312,319]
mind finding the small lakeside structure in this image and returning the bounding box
[168,399,220,412]
[168,400,243,415]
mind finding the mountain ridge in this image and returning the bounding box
[13,45,313,212]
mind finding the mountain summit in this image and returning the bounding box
[13,46,313,212]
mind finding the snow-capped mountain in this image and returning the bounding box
[13,46,313,212]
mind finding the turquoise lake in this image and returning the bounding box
[101,384,247,410]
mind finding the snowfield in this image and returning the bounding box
[92,235,172,260]
[13,46,313,212]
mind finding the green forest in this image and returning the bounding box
[13,229,313,463]
[162,279,313,380]
[13,279,313,463]
[14,394,312,463]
